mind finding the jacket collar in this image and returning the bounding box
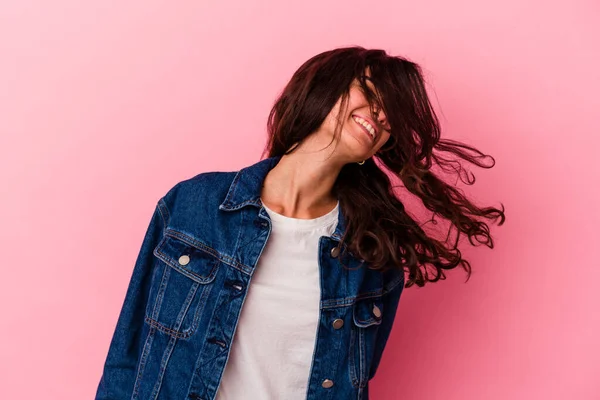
[219,155,346,241]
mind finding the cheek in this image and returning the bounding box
[327,104,357,133]
[377,132,391,148]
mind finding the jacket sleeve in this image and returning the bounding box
[95,198,169,399]
[368,271,405,380]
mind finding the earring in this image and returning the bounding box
[357,160,365,165]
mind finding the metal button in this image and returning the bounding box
[330,246,340,258]
[332,319,344,329]
[178,255,190,266]
[321,379,334,388]
[372,304,382,318]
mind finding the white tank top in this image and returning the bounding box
[214,199,340,399]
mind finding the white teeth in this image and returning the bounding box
[352,116,376,139]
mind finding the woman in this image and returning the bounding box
[96,46,505,400]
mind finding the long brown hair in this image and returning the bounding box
[261,46,506,288]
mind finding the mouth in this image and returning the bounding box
[351,114,378,142]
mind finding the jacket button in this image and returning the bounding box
[178,255,190,266]
[332,318,344,329]
[330,246,340,258]
[322,379,334,388]
[372,304,382,318]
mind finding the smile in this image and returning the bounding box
[352,115,377,141]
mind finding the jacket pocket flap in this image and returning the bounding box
[352,295,384,328]
[153,233,220,284]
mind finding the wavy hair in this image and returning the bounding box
[261,46,506,288]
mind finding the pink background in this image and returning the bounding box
[1,1,598,399]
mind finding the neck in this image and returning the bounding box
[261,136,343,219]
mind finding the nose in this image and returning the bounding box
[373,106,387,126]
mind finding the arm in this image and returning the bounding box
[95,198,169,399]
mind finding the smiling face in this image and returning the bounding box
[322,67,391,162]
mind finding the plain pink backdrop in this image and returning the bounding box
[1,1,598,399]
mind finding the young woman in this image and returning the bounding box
[96,46,505,400]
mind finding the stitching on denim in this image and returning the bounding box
[162,228,256,276]
[132,325,156,399]
[154,240,220,284]
[222,169,241,206]
[349,325,358,388]
[144,316,191,339]
[173,281,200,332]
[164,229,252,275]
[149,334,178,399]
[353,298,383,327]
[321,288,384,310]
[222,206,260,276]
[157,198,170,229]
[382,273,404,295]
[144,281,213,339]
[150,261,170,321]
[165,230,221,260]
[354,317,382,326]
[181,281,212,336]
[231,198,248,268]
[358,326,366,387]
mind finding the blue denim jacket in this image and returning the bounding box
[96,155,405,400]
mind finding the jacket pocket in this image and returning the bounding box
[144,231,220,339]
[349,294,384,389]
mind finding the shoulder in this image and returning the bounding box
[157,169,239,221]
[163,170,237,202]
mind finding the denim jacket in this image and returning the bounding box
[96,155,405,400]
